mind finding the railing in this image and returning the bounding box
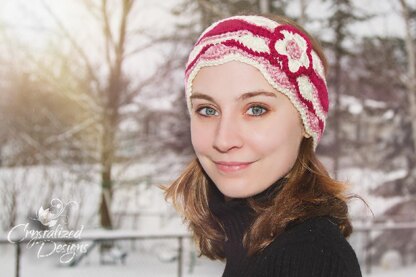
[352,221,416,274]
[0,230,192,277]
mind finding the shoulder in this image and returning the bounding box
[268,216,362,277]
[282,215,346,245]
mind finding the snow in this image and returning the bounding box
[364,264,416,277]
[339,94,389,116]
[0,241,225,277]
[337,166,407,219]
[1,240,416,276]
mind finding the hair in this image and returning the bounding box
[163,14,369,260]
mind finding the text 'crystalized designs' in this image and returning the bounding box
[7,198,88,263]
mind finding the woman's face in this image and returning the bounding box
[190,61,308,198]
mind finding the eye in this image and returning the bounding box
[195,106,219,117]
[247,105,268,116]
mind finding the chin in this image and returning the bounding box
[214,181,255,199]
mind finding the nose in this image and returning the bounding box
[213,112,243,153]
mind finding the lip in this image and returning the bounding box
[214,160,254,173]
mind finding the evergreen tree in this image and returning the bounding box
[319,0,370,178]
[368,0,416,265]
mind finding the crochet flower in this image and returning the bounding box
[273,27,312,76]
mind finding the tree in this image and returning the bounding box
[367,0,416,265]
[0,0,181,232]
[319,0,370,179]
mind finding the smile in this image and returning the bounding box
[214,161,254,173]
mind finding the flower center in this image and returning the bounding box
[286,39,301,60]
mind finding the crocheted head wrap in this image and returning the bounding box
[184,15,328,151]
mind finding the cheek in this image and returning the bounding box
[247,117,302,155]
[190,119,212,153]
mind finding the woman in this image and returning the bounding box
[165,14,364,276]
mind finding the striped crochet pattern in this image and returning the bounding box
[184,15,329,151]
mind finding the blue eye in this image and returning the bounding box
[196,106,218,116]
[247,105,268,116]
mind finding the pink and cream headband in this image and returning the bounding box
[184,15,329,151]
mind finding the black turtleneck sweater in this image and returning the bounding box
[208,177,362,277]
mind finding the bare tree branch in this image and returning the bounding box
[101,0,116,70]
[398,0,416,152]
[40,0,101,93]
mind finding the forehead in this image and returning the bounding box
[191,61,276,96]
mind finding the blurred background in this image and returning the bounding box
[0,0,415,276]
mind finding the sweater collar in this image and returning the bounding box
[207,176,288,262]
[208,176,288,219]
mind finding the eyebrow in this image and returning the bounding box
[190,90,277,103]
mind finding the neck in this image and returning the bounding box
[209,176,289,212]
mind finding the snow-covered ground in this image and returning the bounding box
[0,241,225,277]
[364,265,416,277]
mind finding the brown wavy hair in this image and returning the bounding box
[163,14,368,260]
